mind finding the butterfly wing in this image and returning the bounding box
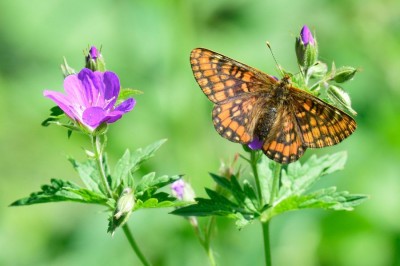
[190,48,277,103]
[212,95,269,144]
[289,86,357,148]
[261,106,307,164]
[191,48,278,144]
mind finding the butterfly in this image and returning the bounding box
[190,48,356,164]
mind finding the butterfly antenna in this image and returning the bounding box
[266,41,284,77]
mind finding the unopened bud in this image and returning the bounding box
[295,25,318,68]
[333,66,357,83]
[85,46,106,72]
[114,188,135,220]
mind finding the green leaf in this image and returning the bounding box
[112,140,168,188]
[135,198,177,209]
[172,181,258,227]
[117,88,143,104]
[10,179,107,206]
[135,173,180,201]
[130,139,167,173]
[68,157,102,193]
[278,152,347,201]
[262,187,368,221]
[259,152,368,222]
[257,155,274,204]
[113,149,131,189]
[41,106,65,127]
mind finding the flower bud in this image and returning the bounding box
[307,61,328,79]
[333,66,357,83]
[171,179,195,202]
[327,85,357,115]
[114,187,135,220]
[85,46,106,72]
[295,25,318,68]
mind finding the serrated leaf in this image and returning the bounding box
[172,186,255,227]
[68,157,102,193]
[210,173,259,213]
[261,187,368,221]
[113,140,168,188]
[134,198,179,210]
[113,149,131,189]
[135,173,181,202]
[10,179,107,206]
[278,152,347,201]
[130,139,167,173]
[117,88,143,104]
[256,155,274,204]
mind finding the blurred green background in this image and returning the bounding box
[1,0,400,265]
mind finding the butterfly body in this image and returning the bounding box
[190,48,356,164]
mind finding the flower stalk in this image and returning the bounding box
[249,149,281,266]
[122,224,152,266]
[91,135,113,198]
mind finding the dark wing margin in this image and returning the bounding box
[290,87,357,148]
[190,48,277,103]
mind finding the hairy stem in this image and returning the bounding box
[91,135,113,198]
[250,150,281,266]
[122,224,151,266]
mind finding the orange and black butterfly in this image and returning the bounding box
[190,48,356,164]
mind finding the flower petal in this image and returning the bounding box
[248,136,264,150]
[89,46,99,60]
[63,73,88,107]
[43,90,77,119]
[82,106,107,127]
[101,71,121,109]
[104,98,136,123]
[300,25,315,46]
[78,68,101,107]
[115,98,136,113]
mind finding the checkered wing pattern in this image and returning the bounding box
[190,48,277,103]
[262,107,306,163]
[290,87,357,148]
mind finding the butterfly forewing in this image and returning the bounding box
[190,48,277,103]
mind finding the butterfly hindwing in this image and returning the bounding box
[213,95,266,144]
[262,107,306,164]
[190,48,277,103]
[290,87,357,148]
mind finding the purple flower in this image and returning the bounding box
[300,25,315,46]
[171,179,185,199]
[248,136,264,150]
[44,68,135,131]
[171,179,195,201]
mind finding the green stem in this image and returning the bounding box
[191,217,217,266]
[250,150,263,203]
[122,224,151,266]
[91,135,150,265]
[91,135,113,198]
[262,221,272,266]
[262,162,282,266]
[204,217,217,266]
[269,163,282,205]
[249,151,282,266]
